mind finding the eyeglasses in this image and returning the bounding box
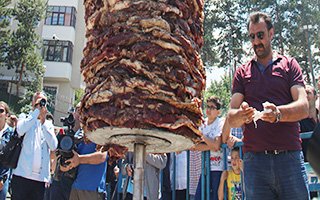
[0,109,5,114]
[249,31,264,41]
[207,105,217,110]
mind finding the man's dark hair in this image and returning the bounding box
[247,12,273,31]
[206,96,222,110]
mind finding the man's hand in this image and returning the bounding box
[65,150,80,169]
[201,135,221,152]
[9,115,18,127]
[60,164,71,172]
[240,102,255,124]
[126,164,133,177]
[0,180,3,191]
[114,166,120,178]
[261,102,278,123]
[35,99,47,124]
[227,135,242,149]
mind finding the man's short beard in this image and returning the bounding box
[255,44,272,59]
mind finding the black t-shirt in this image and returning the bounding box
[299,117,316,133]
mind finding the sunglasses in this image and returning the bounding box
[249,31,264,41]
[207,105,217,110]
[0,108,5,114]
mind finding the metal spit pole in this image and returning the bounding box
[133,143,146,200]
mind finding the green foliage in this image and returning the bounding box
[204,0,320,90]
[203,0,247,73]
[242,0,319,84]
[0,0,12,66]
[74,88,85,107]
[205,74,232,116]
[2,0,47,113]
[201,1,219,67]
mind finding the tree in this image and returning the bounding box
[201,1,219,67]
[204,0,320,89]
[6,0,47,112]
[238,0,320,85]
[0,0,12,66]
[74,88,85,107]
[205,74,232,116]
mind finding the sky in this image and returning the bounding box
[205,66,226,89]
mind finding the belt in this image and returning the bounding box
[263,150,288,155]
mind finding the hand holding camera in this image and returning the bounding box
[35,98,47,108]
[35,98,47,123]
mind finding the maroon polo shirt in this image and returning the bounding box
[232,55,305,152]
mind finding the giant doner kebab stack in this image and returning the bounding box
[80,0,206,146]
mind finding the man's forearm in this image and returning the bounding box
[278,100,308,122]
[193,143,210,151]
[228,109,245,128]
[79,151,107,165]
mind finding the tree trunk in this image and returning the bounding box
[16,63,24,97]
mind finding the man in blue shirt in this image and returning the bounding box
[64,140,108,200]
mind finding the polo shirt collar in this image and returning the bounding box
[251,51,283,73]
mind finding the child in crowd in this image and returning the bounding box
[218,147,242,200]
[192,96,224,200]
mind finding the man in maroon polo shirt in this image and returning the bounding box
[228,12,310,200]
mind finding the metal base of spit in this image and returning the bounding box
[87,127,195,200]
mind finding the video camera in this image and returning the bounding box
[58,109,77,167]
[53,108,83,181]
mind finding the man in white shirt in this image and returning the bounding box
[11,92,58,200]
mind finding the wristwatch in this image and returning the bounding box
[274,107,282,123]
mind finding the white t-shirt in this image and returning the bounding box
[200,117,224,171]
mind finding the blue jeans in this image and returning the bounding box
[243,151,310,200]
[194,171,222,200]
[0,176,9,200]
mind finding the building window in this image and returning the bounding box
[43,86,57,115]
[42,40,73,63]
[45,6,76,27]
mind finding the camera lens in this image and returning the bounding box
[60,135,74,151]
[40,99,47,107]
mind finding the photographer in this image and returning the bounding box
[47,103,83,200]
[11,92,58,200]
[65,142,108,200]
[54,102,108,200]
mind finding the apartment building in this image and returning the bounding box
[0,0,85,125]
[41,0,85,125]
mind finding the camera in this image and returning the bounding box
[52,34,59,40]
[53,110,83,181]
[57,110,78,167]
[60,112,75,128]
[37,98,46,107]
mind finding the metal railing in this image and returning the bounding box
[110,131,319,200]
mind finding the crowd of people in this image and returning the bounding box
[0,11,318,200]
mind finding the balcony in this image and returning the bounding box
[42,25,76,44]
[44,61,72,82]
